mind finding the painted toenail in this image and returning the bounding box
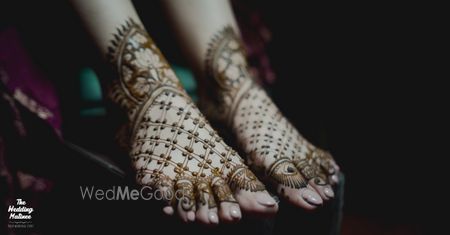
[302,189,323,205]
[187,211,196,222]
[208,211,219,224]
[163,206,174,215]
[331,175,339,184]
[255,192,277,206]
[323,187,335,198]
[230,205,241,219]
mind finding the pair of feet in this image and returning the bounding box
[108,20,340,225]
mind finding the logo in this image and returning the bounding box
[7,198,34,229]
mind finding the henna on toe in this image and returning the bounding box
[175,176,196,222]
[195,178,218,224]
[107,19,275,224]
[211,176,241,222]
[201,26,341,208]
[228,166,278,215]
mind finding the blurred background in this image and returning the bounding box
[1,1,441,235]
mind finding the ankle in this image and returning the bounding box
[106,18,184,123]
[201,26,257,124]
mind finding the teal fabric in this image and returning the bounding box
[79,67,103,102]
[79,65,198,116]
[172,64,198,101]
[79,67,106,116]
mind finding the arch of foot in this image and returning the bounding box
[203,26,339,207]
[105,18,271,224]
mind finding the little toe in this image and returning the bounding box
[163,206,174,215]
[139,173,176,216]
[317,150,340,185]
[329,161,340,185]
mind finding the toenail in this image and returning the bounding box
[331,175,339,184]
[163,206,174,215]
[323,187,334,198]
[230,205,241,219]
[187,211,196,222]
[208,211,219,224]
[255,192,277,206]
[302,189,323,205]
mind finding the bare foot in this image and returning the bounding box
[201,26,340,210]
[108,19,277,225]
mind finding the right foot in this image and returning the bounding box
[107,19,277,225]
[201,26,340,210]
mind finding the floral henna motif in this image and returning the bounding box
[204,26,254,125]
[204,26,338,189]
[267,158,307,189]
[228,166,266,192]
[107,18,182,122]
[107,20,266,207]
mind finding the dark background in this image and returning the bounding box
[1,0,443,234]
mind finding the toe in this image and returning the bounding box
[268,158,323,209]
[218,202,241,222]
[195,178,219,225]
[175,177,196,223]
[208,207,219,224]
[229,166,278,215]
[293,159,334,200]
[163,206,174,215]
[234,190,278,216]
[316,150,340,184]
[211,176,241,222]
[277,185,323,210]
[330,174,339,184]
[139,173,176,216]
[308,177,334,200]
[328,160,340,185]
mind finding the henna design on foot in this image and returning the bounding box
[203,26,340,207]
[106,19,273,223]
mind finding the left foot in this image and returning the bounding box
[201,26,340,210]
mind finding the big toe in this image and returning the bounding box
[229,167,278,216]
[234,189,278,216]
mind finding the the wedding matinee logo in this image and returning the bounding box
[7,199,34,229]
[80,186,186,201]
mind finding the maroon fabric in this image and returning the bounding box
[0,27,61,133]
[233,0,277,85]
[1,27,58,235]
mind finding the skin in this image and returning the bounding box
[162,0,340,209]
[70,0,277,226]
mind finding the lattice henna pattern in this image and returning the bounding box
[107,19,266,210]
